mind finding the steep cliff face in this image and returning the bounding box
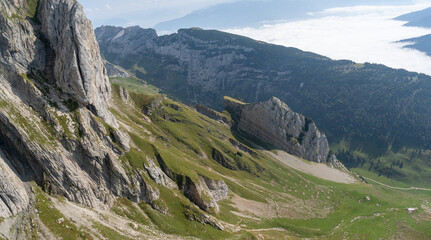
[38,0,114,124]
[225,97,335,163]
[0,0,156,219]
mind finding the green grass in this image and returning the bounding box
[111,198,151,226]
[106,77,431,239]
[110,77,160,95]
[35,187,92,240]
[25,0,38,18]
[2,0,39,21]
[139,186,231,239]
[223,96,245,105]
[91,222,131,240]
[0,100,56,147]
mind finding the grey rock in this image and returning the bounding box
[203,177,228,202]
[184,176,228,213]
[103,60,130,78]
[195,104,231,125]
[154,153,228,213]
[144,96,164,116]
[38,0,115,125]
[0,149,29,218]
[228,138,255,155]
[0,0,160,219]
[226,96,334,163]
[119,86,130,103]
[144,157,177,189]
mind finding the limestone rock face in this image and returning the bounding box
[226,96,333,163]
[38,0,114,124]
[0,0,147,219]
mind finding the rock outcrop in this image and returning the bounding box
[225,96,336,163]
[195,104,230,125]
[103,60,130,78]
[184,176,228,213]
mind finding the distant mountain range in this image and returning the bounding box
[395,7,431,56]
[395,6,431,28]
[96,25,431,185]
[400,34,431,56]
[155,0,415,33]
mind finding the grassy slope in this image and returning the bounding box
[97,28,431,189]
[103,77,431,239]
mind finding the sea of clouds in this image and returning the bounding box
[225,4,431,75]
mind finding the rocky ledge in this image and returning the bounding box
[225,96,336,164]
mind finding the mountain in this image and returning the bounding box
[395,7,431,57]
[95,25,431,186]
[400,34,431,56]
[155,0,415,32]
[2,0,431,239]
[394,6,431,28]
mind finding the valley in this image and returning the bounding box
[95,25,431,188]
[0,0,431,239]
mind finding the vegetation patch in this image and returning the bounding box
[35,187,92,240]
[91,221,131,240]
[0,100,56,147]
[139,186,230,239]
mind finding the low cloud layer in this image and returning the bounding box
[225,4,431,75]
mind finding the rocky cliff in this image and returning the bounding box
[0,0,233,224]
[225,96,336,163]
[0,0,147,219]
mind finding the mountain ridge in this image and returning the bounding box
[395,7,431,57]
[394,6,431,28]
[95,25,431,186]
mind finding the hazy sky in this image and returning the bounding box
[79,0,234,27]
[225,4,431,75]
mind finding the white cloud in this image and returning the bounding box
[225,4,431,75]
[105,4,112,10]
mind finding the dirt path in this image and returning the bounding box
[362,177,431,192]
[267,150,359,184]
